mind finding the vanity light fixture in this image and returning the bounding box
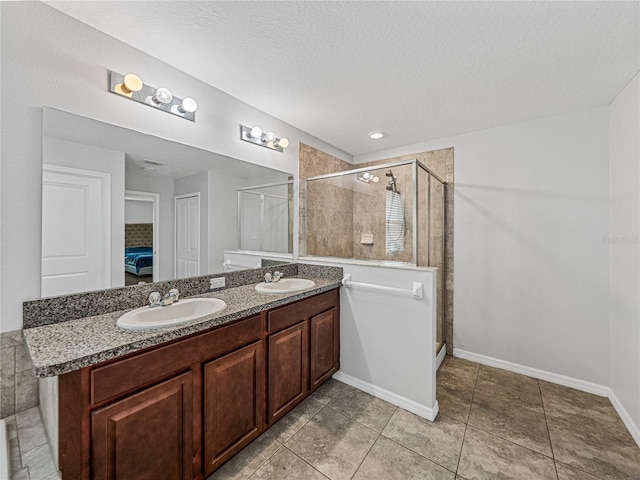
[109,71,197,122]
[369,131,385,140]
[240,124,290,153]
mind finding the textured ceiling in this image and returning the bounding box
[48,1,639,156]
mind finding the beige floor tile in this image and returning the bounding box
[457,426,557,480]
[310,379,354,406]
[555,461,602,480]
[468,389,552,457]
[208,432,282,480]
[266,397,325,444]
[287,407,378,480]
[475,365,543,412]
[249,447,328,480]
[437,385,474,424]
[327,386,396,432]
[353,436,455,480]
[438,357,479,391]
[546,412,640,480]
[541,381,640,479]
[382,408,465,471]
[540,381,624,433]
[437,357,478,423]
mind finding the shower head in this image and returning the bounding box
[385,169,398,193]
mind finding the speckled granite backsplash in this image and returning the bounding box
[23,263,342,329]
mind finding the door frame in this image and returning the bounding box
[42,164,112,295]
[174,192,201,279]
[125,190,160,283]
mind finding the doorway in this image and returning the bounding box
[124,191,159,285]
[175,193,201,279]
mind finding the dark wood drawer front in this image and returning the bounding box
[91,315,262,405]
[268,289,338,333]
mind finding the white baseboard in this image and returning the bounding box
[453,348,640,449]
[609,388,640,448]
[333,371,439,421]
[436,344,447,370]
[453,348,610,396]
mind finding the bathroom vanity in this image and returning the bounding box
[23,265,342,480]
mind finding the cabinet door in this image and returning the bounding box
[203,341,264,476]
[310,307,339,391]
[91,371,193,480]
[267,321,309,424]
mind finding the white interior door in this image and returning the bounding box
[175,194,200,279]
[41,165,111,297]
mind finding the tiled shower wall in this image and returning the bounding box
[299,143,354,257]
[1,330,38,418]
[299,143,454,354]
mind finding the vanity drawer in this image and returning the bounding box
[90,314,263,405]
[268,289,338,333]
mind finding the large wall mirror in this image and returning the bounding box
[41,107,293,298]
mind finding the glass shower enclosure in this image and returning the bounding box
[237,181,293,254]
[302,160,446,354]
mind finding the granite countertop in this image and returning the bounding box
[24,277,341,377]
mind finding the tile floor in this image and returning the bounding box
[209,356,640,480]
[5,356,640,479]
[6,407,59,480]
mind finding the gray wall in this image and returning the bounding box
[354,107,611,387]
[608,73,640,438]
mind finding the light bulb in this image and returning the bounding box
[265,132,277,143]
[372,176,379,183]
[277,137,289,149]
[250,126,263,139]
[180,97,197,113]
[115,73,143,97]
[369,132,384,140]
[362,172,371,180]
[152,87,173,105]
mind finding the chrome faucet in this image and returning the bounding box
[264,271,284,283]
[149,288,179,308]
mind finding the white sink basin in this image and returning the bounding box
[117,298,227,330]
[255,278,316,294]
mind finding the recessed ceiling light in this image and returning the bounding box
[369,132,385,140]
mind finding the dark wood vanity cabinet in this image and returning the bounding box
[266,288,340,424]
[203,341,263,476]
[59,288,339,480]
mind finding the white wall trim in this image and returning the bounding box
[333,371,439,421]
[609,388,640,448]
[453,348,610,397]
[436,345,447,370]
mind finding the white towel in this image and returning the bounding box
[386,190,404,253]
